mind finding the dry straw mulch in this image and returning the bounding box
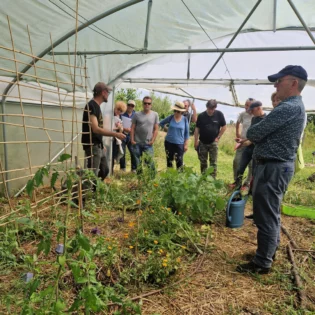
[139,205,315,315]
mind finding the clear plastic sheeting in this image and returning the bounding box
[1,0,315,91]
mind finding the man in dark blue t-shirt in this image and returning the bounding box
[194,99,226,178]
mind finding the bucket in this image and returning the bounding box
[226,190,248,228]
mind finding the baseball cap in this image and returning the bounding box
[249,101,262,110]
[93,82,112,94]
[268,65,308,82]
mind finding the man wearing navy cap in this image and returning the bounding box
[237,65,307,274]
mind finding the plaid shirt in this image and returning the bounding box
[247,96,305,162]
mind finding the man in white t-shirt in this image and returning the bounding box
[230,98,254,189]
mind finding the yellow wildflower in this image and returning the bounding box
[153,183,158,187]
[162,263,167,267]
[181,245,186,249]
[151,210,155,214]
[167,208,171,211]
[123,233,129,239]
[147,250,153,254]
[178,212,182,215]
[129,245,134,249]
[144,230,148,234]
[128,222,135,228]
[159,249,164,254]
[136,199,141,205]
[108,246,112,250]
[163,259,168,263]
[154,240,158,244]
[176,257,181,263]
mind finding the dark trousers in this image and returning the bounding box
[164,140,184,169]
[98,149,109,180]
[252,161,294,268]
[120,138,137,171]
[84,144,102,177]
[236,146,254,188]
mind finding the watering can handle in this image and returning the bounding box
[226,190,241,223]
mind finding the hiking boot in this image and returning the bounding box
[236,261,270,275]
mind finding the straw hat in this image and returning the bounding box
[171,101,186,112]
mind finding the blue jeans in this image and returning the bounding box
[252,160,294,268]
[236,146,254,188]
[120,137,137,171]
[131,143,155,176]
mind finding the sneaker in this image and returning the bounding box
[236,261,270,275]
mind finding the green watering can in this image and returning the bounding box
[226,190,249,228]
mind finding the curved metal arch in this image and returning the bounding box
[2,0,144,101]
[1,0,144,193]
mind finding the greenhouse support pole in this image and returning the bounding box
[50,45,315,55]
[187,46,191,79]
[0,101,9,193]
[144,0,153,49]
[273,0,277,32]
[108,86,116,176]
[287,0,315,44]
[230,81,239,106]
[203,0,262,79]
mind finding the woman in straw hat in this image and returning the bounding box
[159,101,190,169]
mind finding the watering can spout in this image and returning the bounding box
[226,190,248,228]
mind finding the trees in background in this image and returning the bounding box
[115,88,172,118]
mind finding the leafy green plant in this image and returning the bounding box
[152,168,226,222]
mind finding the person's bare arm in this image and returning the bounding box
[149,123,159,145]
[184,139,189,152]
[90,115,125,140]
[130,123,136,144]
[194,127,200,149]
[190,103,197,123]
[215,125,227,142]
[235,121,241,139]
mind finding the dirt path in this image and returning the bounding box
[140,206,315,315]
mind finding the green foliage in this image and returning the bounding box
[115,88,173,119]
[149,91,173,119]
[115,88,140,103]
[153,167,226,222]
[0,227,20,268]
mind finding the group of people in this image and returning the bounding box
[82,64,307,275]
